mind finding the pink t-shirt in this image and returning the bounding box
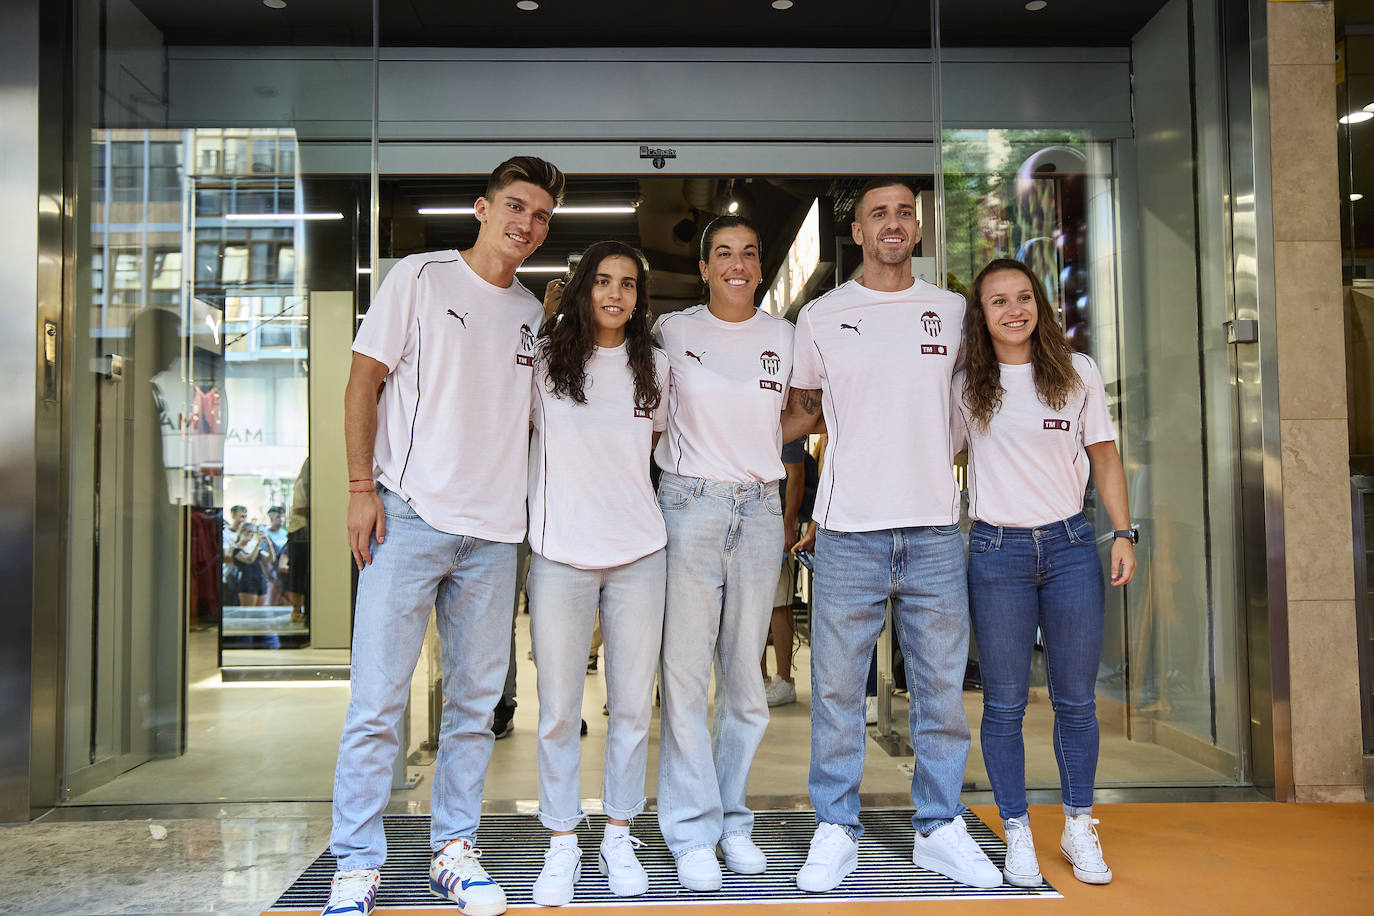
[952,353,1117,528]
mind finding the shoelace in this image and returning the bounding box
[601,833,645,869]
[542,843,582,877]
[328,869,377,903]
[1004,820,1036,866]
[1067,818,1105,866]
[438,842,487,875]
[943,818,988,863]
[808,824,853,863]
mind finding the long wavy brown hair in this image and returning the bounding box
[538,240,661,410]
[961,258,1080,431]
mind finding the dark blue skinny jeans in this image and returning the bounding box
[967,512,1105,821]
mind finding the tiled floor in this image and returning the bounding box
[8,802,1373,915]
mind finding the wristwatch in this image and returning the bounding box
[1112,527,1140,544]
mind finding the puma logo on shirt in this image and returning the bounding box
[685,350,705,364]
[840,320,862,335]
[446,309,469,327]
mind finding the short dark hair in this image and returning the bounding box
[486,156,566,207]
[230,504,247,514]
[852,178,919,221]
[699,214,761,262]
[268,506,284,515]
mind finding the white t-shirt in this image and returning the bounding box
[528,345,670,569]
[792,278,964,531]
[352,250,543,542]
[652,305,795,483]
[951,353,1117,528]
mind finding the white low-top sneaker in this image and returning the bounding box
[911,815,1002,889]
[796,822,859,892]
[430,838,508,915]
[765,677,797,707]
[675,847,723,891]
[321,868,379,916]
[864,696,878,725]
[532,841,582,907]
[717,834,767,874]
[598,832,648,897]
[1001,817,1043,887]
[1060,815,1113,885]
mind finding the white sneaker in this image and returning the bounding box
[598,832,648,897]
[321,868,379,916]
[675,847,722,891]
[864,696,878,725]
[532,840,582,907]
[430,838,508,915]
[1001,817,1042,887]
[717,833,767,874]
[911,815,1001,889]
[765,677,797,707]
[796,822,858,892]
[1060,815,1112,884]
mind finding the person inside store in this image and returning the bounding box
[761,436,808,707]
[951,257,1136,887]
[321,155,565,916]
[523,240,670,906]
[654,214,795,892]
[780,178,1001,892]
[225,505,275,608]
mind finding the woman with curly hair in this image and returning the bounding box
[952,258,1136,889]
[525,240,669,906]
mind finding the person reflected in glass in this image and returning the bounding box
[524,241,669,906]
[653,215,795,891]
[952,258,1137,887]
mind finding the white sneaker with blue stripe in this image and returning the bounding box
[430,838,507,915]
[320,867,378,915]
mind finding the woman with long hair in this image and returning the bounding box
[953,258,1136,888]
[653,215,795,892]
[525,240,670,906]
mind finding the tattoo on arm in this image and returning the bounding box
[798,389,821,415]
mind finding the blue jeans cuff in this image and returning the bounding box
[1063,804,1093,817]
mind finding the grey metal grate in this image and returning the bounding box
[270,809,1059,910]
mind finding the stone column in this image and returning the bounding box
[1268,0,1364,802]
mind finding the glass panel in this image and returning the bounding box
[65,0,373,804]
[937,0,1246,788]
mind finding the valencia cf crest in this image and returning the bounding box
[760,350,781,375]
[520,323,536,351]
[921,311,942,336]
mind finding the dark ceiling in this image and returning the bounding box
[129,0,1167,49]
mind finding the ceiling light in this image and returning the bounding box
[1025,0,1048,9]
[1352,193,1364,202]
[262,0,287,8]
[1363,102,1374,112]
[418,205,637,216]
[516,265,566,274]
[772,1,795,9]
[727,200,740,214]
[224,212,343,220]
[1340,110,1373,124]
[356,266,373,273]
[516,0,539,9]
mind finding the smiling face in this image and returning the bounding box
[700,225,762,309]
[852,183,921,268]
[588,254,640,347]
[978,268,1039,362]
[473,179,555,266]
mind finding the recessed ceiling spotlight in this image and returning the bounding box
[263,0,287,8]
[1352,193,1364,202]
[1025,1,1048,10]
[772,1,795,9]
[516,0,539,10]
[1340,110,1373,124]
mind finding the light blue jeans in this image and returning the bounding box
[528,549,667,830]
[656,472,784,858]
[809,524,971,838]
[330,486,516,869]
